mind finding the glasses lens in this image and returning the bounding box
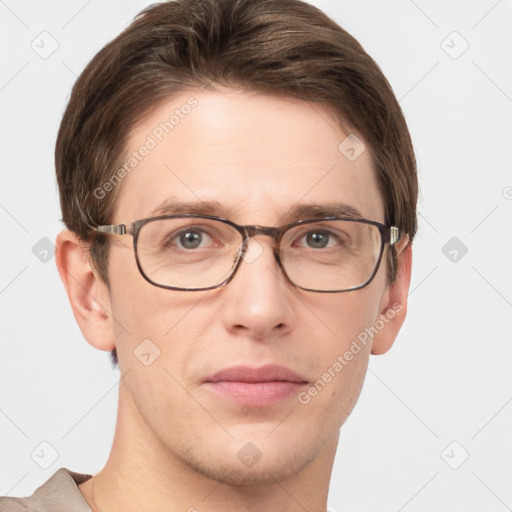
[280,220,382,291]
[136,217,242,289]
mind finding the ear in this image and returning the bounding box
[55,229,115,352]
[371,237,413,355]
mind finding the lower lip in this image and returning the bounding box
[205,381,308,407]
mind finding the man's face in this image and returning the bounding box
[106,88,390,484]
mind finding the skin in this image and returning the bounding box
[56,87,412,512]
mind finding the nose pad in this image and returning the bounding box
[236,237,265,265]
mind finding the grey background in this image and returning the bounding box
[1,1,511,510]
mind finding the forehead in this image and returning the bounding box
[113,87,385,225]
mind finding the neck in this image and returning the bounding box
[79,379,337,512]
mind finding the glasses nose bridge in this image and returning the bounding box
[240,225,283,263]
[243,224,282,242]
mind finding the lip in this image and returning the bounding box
[203,364,309,407]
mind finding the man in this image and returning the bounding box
[1,0,416,510]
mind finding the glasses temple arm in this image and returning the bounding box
[94,224,127,235]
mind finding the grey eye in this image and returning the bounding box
[305,231,330,248]
[179,231,203,249]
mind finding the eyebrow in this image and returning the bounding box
[150,199,232,217]
[149,199,365,223]
[284,203,364,221]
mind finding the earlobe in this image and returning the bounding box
[371,240,413,355]
[55,229,115,352]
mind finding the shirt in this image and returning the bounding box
[0,469,339,512]
[0,468,92,512]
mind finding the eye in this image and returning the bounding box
[167,228,215,250]
[305,230,331,249]
[178,230,205,249]
[298,229,343,249]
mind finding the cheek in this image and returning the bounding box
[309,284,383,346]
[107,276,207,440]
[297,326,371,435]
[107,244,197,347]
[297,285,383,407]
[109,284,204,370]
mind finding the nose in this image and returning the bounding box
[219,237,296,340]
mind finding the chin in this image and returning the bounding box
[188,452,314,486]
[179,434,323,486]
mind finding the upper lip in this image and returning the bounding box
[204,364,308,383]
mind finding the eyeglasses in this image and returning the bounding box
[93,215,403,293]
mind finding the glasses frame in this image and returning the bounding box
[93,214,402,293]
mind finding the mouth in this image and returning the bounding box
[203,364,309,407]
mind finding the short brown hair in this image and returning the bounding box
[56,0,417,365]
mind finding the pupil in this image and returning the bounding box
[307,232,328,248]
[180,231,202,249]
